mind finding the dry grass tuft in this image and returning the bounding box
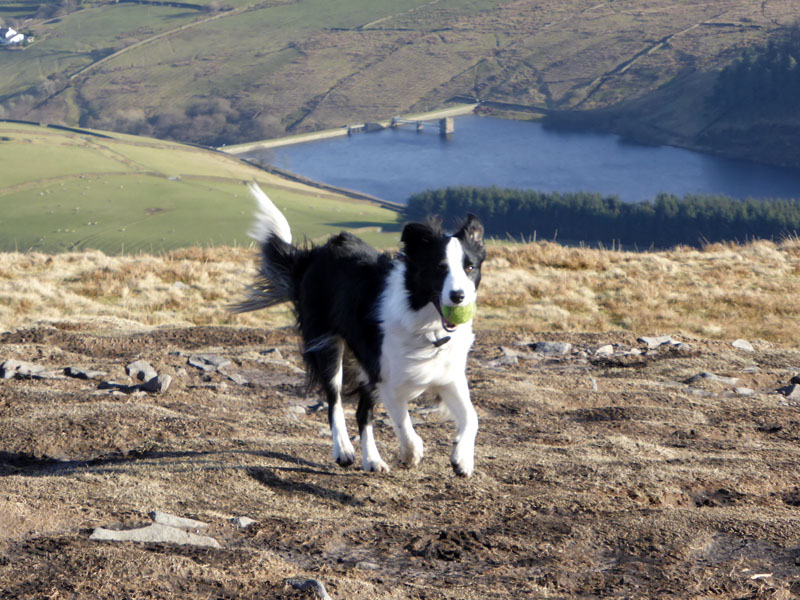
[480,238,800,344]
[1,238,799,344]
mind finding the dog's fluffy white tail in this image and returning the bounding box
[247,182,292,245]
[230,182,297,315]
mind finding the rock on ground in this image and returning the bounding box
[188,353,232,372]
[637,335,675,349]
[90,523,220,548]
[777,384,800,400]
[126,360,157,382]
[286,578,333,600]
[531,341,572,356]
[149,510,208,530]
[685,372,739,386]
[64,366,107,380]
[1,359,44,379]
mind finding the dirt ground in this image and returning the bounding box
[2,320,799,599]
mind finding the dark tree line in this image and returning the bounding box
[708,21,800,116]
[405,187,800,248]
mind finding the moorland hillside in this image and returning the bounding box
[1,0,798,165]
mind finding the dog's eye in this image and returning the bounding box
[464,264,475,273]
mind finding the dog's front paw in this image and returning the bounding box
[333,439,356,467]
[402,433,424,467]
[362,457,390,473]
[450,443,474,477]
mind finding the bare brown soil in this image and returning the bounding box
[2,320,800,599]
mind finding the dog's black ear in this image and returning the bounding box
[456,213,484,248]
[401,219,442,252]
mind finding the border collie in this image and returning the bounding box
[233,183,485,476]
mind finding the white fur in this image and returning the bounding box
[376,262,478,476]
[360,423,390,473]
[247,182,292,245]
[328,358,356,465]
[442,237,477,307]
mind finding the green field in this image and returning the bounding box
[0,122,401,254]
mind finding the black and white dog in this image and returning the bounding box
[234,183,485,476]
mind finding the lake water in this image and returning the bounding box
[245,114,800,205]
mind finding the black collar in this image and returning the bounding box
[432,335,451,348]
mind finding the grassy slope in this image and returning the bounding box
[4,0,794,164]
[0,122,400,254]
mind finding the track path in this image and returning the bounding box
[68,6,248,80]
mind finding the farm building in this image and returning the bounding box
[0,27,25,45]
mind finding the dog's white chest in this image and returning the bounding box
[378,263,475,389]
[380,314,473,389]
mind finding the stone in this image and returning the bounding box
[286,579,333,600]
[188,354,231,372]
[790,374,800,385]
[488,349,520,367]
[685,372,739,386]
[64,366,107,380]
[594,344,614,356]
[150,510,208,530]
[231,516,257,529]
[637,335,674,349]
[126,360,157,382]
[356,561,380,570]
[90,523,220,548]
[139,374,172,394]
[732,339,755,352]
[99,374,171,394]
[1,359,21,379]
[733,387,755,396]
[288,404,307,415]
[532,341,572,356]
[1,359,44,379]
[260,348,285,362]
[226,372,249,385]
[777,384,800,400]
[98,381,138,394]
[488,356,518,368]
[688,388,712,397]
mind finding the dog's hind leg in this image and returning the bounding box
[306,337,356,467]
[356,382,390,473]
[437,377,477,477]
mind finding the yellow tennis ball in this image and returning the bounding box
[442,302,476,325]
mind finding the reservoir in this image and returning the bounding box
[244,114,800,205]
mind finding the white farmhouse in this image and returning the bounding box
[0,27,25,45]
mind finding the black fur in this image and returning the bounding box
[234,214,485,469]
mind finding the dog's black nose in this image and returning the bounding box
[450,290,465,304]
